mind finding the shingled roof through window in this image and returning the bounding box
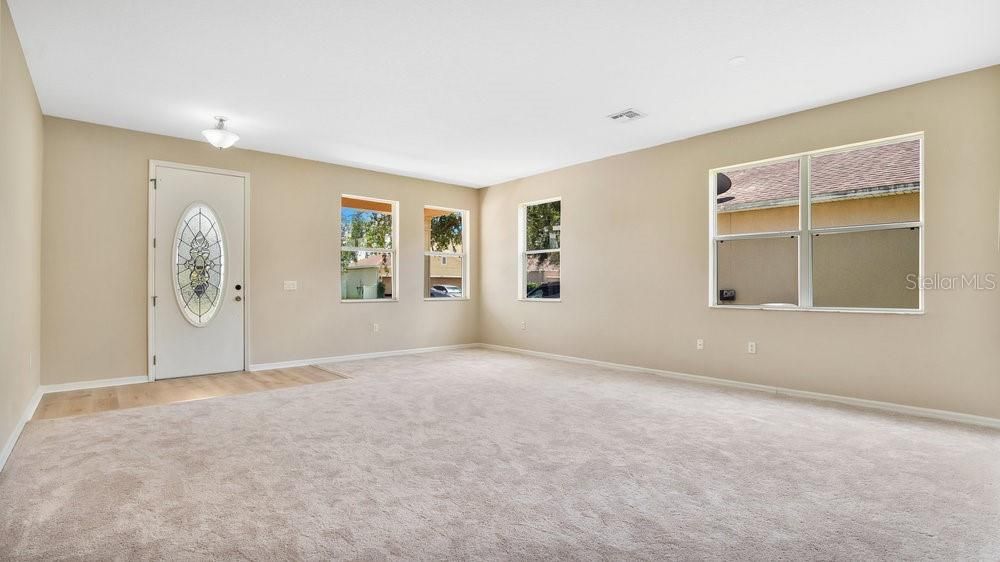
[347,253,393,275]
[718,139,920,212]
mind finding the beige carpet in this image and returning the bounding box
[2,349,999,560]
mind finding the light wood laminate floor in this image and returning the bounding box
[33,366,345,421]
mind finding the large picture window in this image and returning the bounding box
[341,195,398,301]
[710,134,923,312]
[518,198,561,300]
[424,206,469,299]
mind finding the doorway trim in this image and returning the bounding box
[147,160,251,381]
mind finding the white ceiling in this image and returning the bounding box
[9,1,1000,187]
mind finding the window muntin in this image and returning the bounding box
[711,134,923,312]
[519,199,561,300]
[424,207,468,299]
[341,195,397,301]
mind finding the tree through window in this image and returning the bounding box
[341,195,397,301]
[519,198,561,300]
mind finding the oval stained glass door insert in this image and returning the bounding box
[173,203,226,327]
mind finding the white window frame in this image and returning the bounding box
[518,196,562,302]
[423,205,470,301]
[340,194,399,303]
[708,132,924,314]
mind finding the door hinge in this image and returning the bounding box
[153,355,157,366]
[152,295,157,306]
[150,178,157,189]
[153,237,157,248]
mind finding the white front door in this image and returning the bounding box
[152,163,246,379]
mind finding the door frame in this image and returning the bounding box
[147,160,251,382]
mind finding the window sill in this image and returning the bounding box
[518,298,562,303]
[423,297,470,302]
[709,304,923,315]
[341,298,398,304]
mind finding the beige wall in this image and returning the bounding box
[0,0,43,450]
[717,193,921,307]
[480,66,1000,419]
[812,227,920,309]
[717,192,920,235]
[42,118,480,384]
[428,256,463,279]
[27,61,1000,419]
[715,227,920,309]
[716,236,798,305]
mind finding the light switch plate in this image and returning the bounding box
[283,280,298,291]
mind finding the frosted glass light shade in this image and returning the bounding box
[201,127,240,149]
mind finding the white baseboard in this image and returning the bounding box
[249,343,480,371]
[31,343,481,398]
[0,385,43,474]
[6,341,994,476]
[2,375,147,473]
[479,343,1000,430]
[40,375,149,394]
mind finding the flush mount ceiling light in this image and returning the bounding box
[201,116,240,149]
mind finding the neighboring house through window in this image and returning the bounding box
[424,206,469,299]
[518,198,561,300]
[710,134,923,311]
[341,195,398,301]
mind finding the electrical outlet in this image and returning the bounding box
[283,280,298,291]
[747,341,757,354]
[373,323,380,334]
[520,321,527,331]
[696,339,704,350]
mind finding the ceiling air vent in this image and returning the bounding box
[607,108,646,122]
